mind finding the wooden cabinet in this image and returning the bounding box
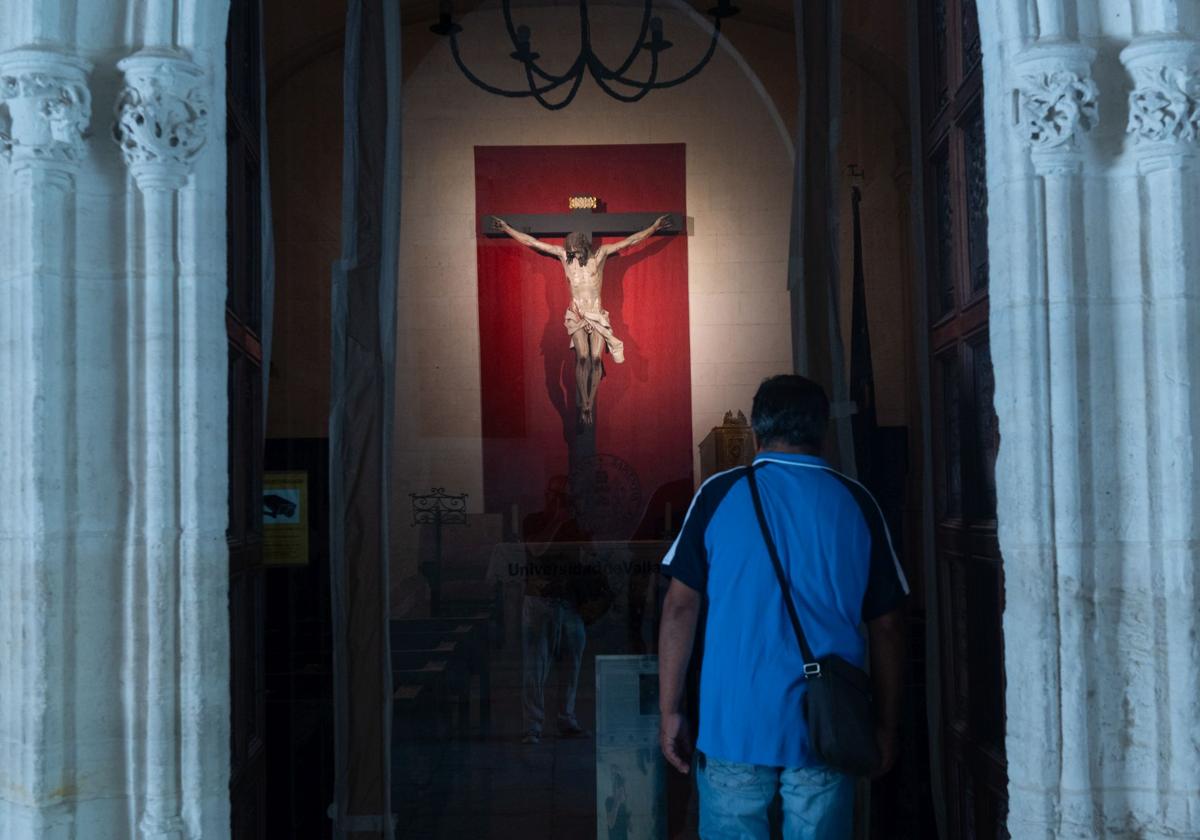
[698,410,754,481]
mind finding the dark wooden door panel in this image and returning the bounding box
[227,0,266,836]
[919,0,1006,835]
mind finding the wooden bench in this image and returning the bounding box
[392,683,440,797]
[389,616,492,735]
[391,628,473,652]
[391,661,452,739]
[392,649,472,733]
[392,639,459,655]
[392,684,429,738]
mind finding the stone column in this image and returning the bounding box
[1,0,229,836]
[980,0,1200,833]
[1010,42,1101,831]
[112,51,209,840]
[1119,33,1200,831]
[0,46,92,840]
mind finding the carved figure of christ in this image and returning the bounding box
[492,214,672,427]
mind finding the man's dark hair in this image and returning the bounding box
[751,374,830,450]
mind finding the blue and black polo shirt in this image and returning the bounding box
[661,451,909,768]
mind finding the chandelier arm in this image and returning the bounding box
[604,0,654,80]
[524,54,584,86]
[580,0,592,47]
[439,0,726,105]
[500,0,525,52]
[449,32,570,97]
[501,0,577,84]
[588,48,659,103]
[526,60,587,110]
[606,18,722,89]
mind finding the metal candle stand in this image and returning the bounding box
[410,488,469,615]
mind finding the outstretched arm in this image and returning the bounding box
[599,214,671,259]
[491,216,565,259]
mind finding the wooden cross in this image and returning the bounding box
[479,195,684,238]
[480,195,686,500]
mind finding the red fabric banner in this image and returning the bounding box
[475,144,693,540]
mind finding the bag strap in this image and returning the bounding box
[746,463,822,678]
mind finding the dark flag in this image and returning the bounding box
[789,0,855,472]
[849,185,877,486]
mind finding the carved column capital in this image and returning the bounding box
[113,52,209,191]
[1012,42,1098,170]
[1120,36,1200,170]
[0,49,92,172]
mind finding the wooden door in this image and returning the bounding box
[918,0,1007,835]
[227,0,267,835]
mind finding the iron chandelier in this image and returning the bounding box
[431,0,741,110]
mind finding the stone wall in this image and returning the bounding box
[979,2,1200,835]
[0,1,231,837]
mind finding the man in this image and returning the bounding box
[519,476,591,744]
[491,214,671,426]
[657,375,908,838]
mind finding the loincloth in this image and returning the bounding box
[564,303,625,364]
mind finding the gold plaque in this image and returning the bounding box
[568,195,598,210]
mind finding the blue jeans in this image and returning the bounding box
[696,753,854,840]
[521,596,585,734]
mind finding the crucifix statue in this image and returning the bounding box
[488,199,680,428]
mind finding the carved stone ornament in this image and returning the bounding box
[1016,70,1099,150]
[113,52,209,188]
[1127,66,1200,143]
[1121,37,1200,148]
[0,49,92,169]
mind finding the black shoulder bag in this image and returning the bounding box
[746,464,881,776]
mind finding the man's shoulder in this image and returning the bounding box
[804,465,884,521]
[758,458,866,502]
[671,467,747,542]
[774,464,894,553]
[683,468,750,544]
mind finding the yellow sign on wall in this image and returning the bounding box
[263,470,309,566]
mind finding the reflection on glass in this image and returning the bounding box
[392,460,683,837]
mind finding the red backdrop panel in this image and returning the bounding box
[475,144,693,539]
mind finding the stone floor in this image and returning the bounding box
[392,611,696,839]
[394,644,600,838]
